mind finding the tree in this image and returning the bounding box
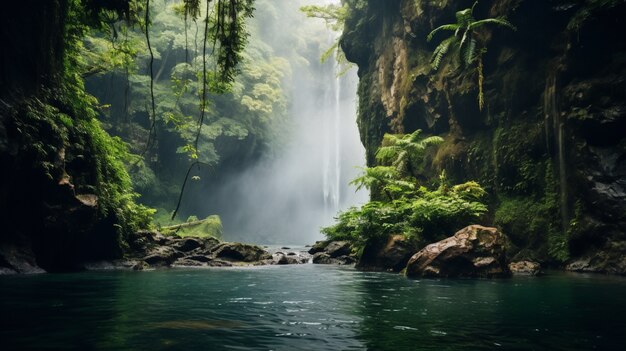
[427,1,515,110]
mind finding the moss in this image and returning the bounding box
[163,215,223,239]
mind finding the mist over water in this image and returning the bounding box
[200,3,368,245]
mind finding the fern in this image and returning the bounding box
[426,1,515,109]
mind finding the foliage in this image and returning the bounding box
[323,175,487,251]
[163,215,224,239]
[375,130,443,177]
[427,1,515,110]
[83,0,289,216]
[300,3,353,74]
[324,133,487,251]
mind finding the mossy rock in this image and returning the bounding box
[162,215,223,239]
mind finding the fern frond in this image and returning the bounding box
[381,133,402,147]
[463,37,477,65]
[431,36,456,70]
[375,145,401,164]
[407,129,423,143]
[427,24,460,42]
[417,135,444,149]
[470,17,517,31]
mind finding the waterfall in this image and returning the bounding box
[544,72,569,232]
[323,63,343,213]
[201,45,368,244]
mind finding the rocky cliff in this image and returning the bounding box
[340,0,626,272]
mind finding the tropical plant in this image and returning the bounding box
[323,131,488,251]
[322,178,488,251]
[427,1,516,110]
[300,3,354,75]
[375,129,443,177]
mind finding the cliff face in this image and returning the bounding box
[341,0,626,272]
[0,1,151,273]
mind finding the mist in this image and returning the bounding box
[195,0,368,244]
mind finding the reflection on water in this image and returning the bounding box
[1,265,625,350]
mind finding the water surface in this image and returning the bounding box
[1,265,625,350]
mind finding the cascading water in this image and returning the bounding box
[198,5,369,244]
[322,58,344,213]
[544,72,569,232]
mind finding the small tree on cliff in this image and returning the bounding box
[427,1,516,110]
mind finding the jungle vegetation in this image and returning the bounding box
[322,130,488,251]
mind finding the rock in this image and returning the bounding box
[405,225,510,278]
[325,241,352,258]
[509,261,541,275]
[312,252,356,265]
[357,235,419,272]
[186,255,212,263]
[206,259,233,267]
[281,246,291,250]
[0,267,17,275]
[172,238,203,252]
[212,243,272,262]
[172,258,205,267]
[565,241,626,275]
[276,254,300,265]
[132,261,149,271]
[143,246,184,267]
[0,243,45,274]
[312,253,333,264]
[308,240,330,254]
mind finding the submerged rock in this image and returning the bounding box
[357,235,419,272]
[405,225,510,278]
[509,261,542,275]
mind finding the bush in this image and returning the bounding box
[322,178,487,251]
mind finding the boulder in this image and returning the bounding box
[308,240,330,255]
[509,261,541,275]
[143,246,184,267]
[275,254,300,265]
[172,238,203,252]
[211,243,272,262]
[325,241,352,258]
[0,243,45,274]
[405,225,510,278]
[357,235,419,272]
[312,252,356,265]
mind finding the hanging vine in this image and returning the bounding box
[142,0,157,156]
[170,0,255,220]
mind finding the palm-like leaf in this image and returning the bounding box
[426,24,459,42]
[462,37,477,65]
[431,36,456,70]
[426,1,515,110]
[470,17,517,31]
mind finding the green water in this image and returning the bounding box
[1,265,625,350]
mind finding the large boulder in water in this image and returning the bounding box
[405,225,510,278]
[357,235,419,272]
[211,243,271,262]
